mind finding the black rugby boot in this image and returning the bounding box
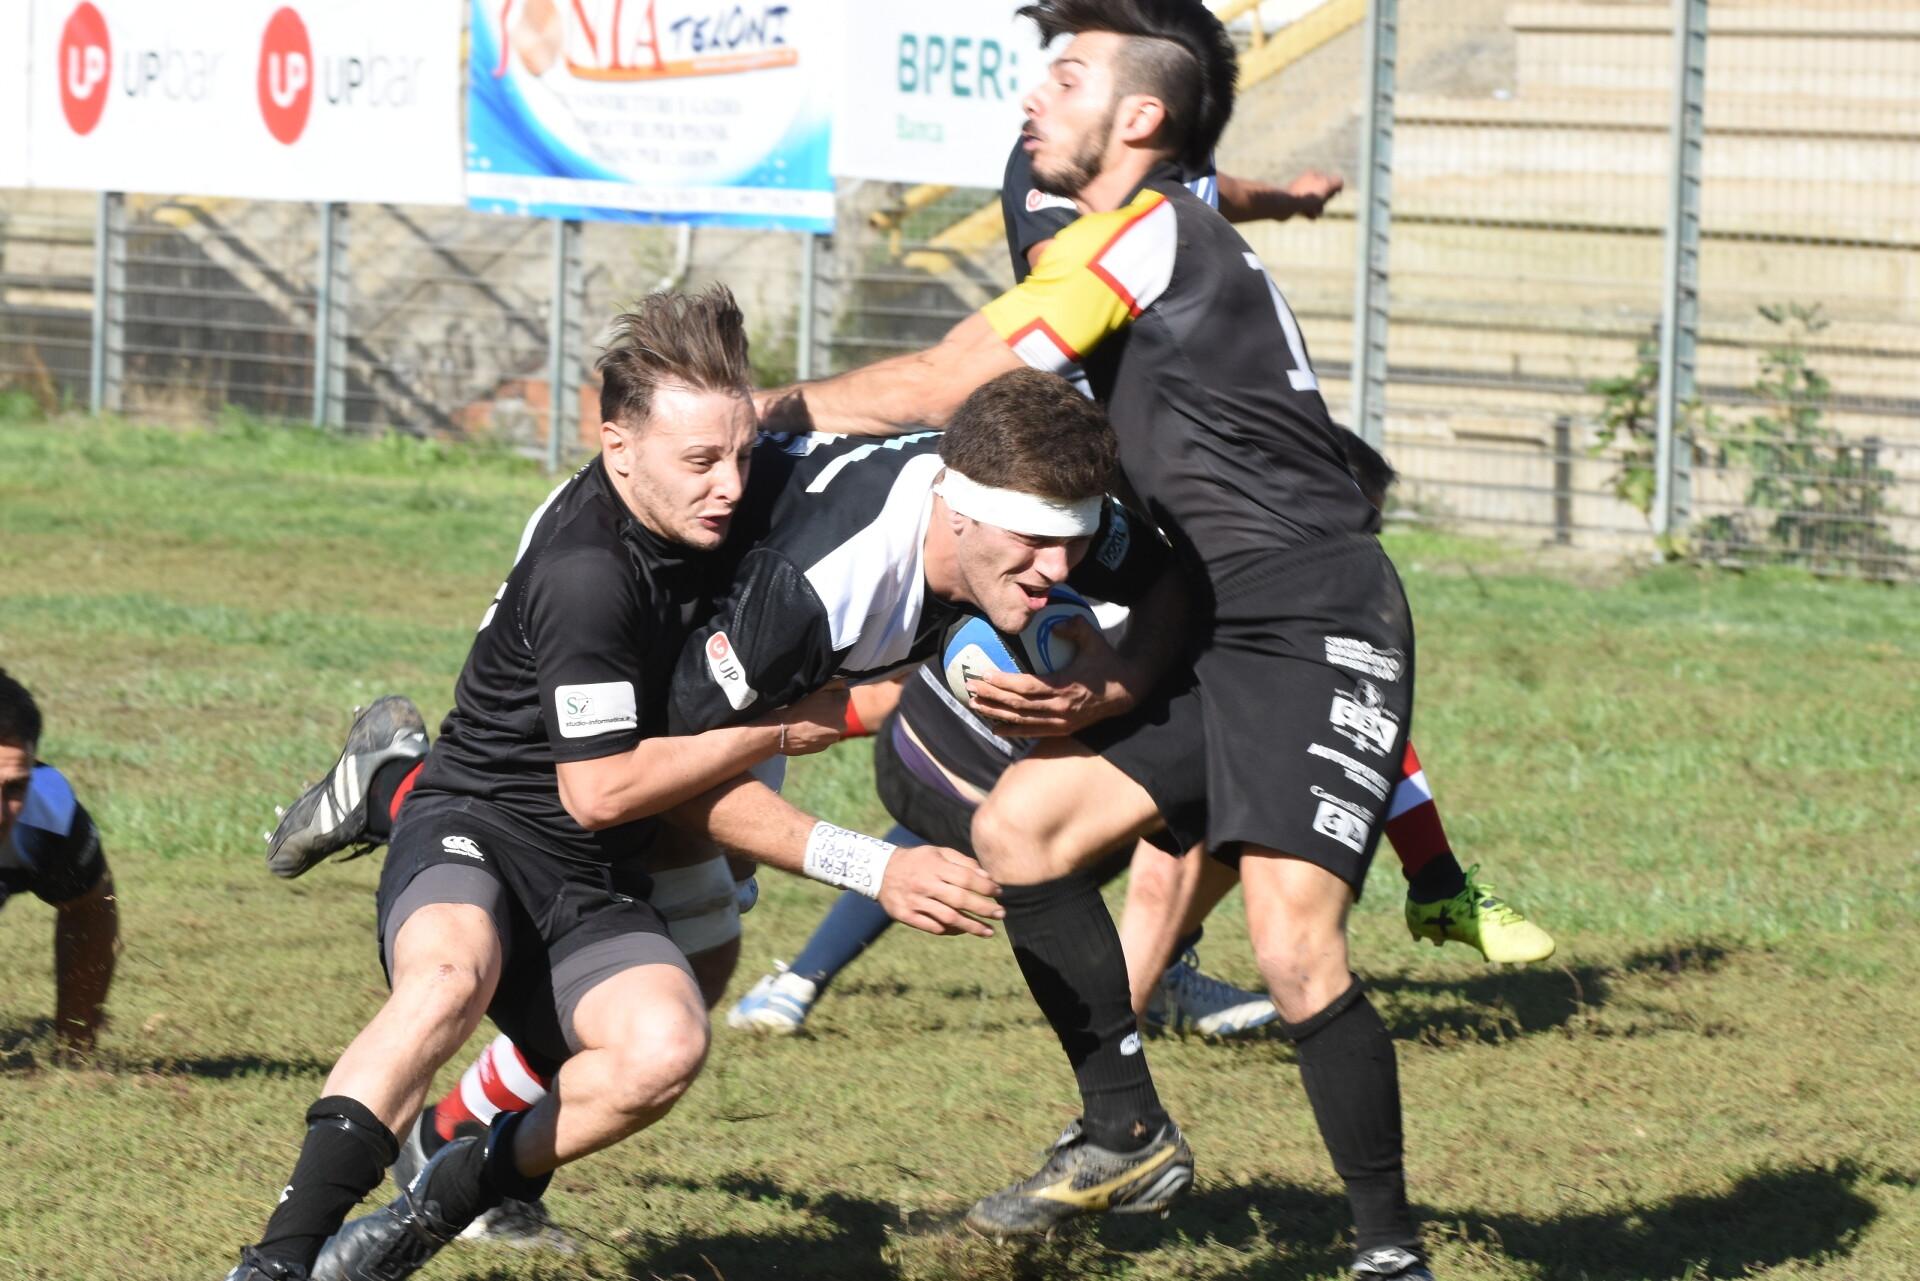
[222,1248,310,1281]
[266,696,426,878]
[310,1136,484,1281]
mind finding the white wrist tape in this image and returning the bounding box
[802,822,896,899]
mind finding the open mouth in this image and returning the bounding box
[1016,583,1051,610]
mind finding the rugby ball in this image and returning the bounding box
[943,587,1099,704]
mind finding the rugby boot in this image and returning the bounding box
[1353,1245,1435,1280]
[726,962,818,1034]
[964,1118,1193,1238]
[388,1112,574,1251]
[222,1248,309,1281]
[1405,865,1555,964]
[1144,949,1278,1036]
[266,696,427,879]
[311,1136,482,1281]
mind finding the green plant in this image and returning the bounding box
[1585,334,1661,515]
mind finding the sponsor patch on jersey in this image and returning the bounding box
[705,631,755,711]
[554,680,638,739]
[1307,742,1390,801]
[1324,636,1404,682]
[1026,187,1076,213]
[1328,686,1398,757]
[440,835,485,861]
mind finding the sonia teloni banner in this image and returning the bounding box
[466,0,835,231]
[22,0,465,203]
[830,0,1041,190]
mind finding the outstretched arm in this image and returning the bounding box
[756,312,1023,438]
[1216,170,1344,223]
[53,869,116,1057]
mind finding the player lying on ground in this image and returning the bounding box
[754,2,1442,1274]
[223,289,1004,1281]
[0,667,118,1061]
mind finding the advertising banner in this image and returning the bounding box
[830,0,1040,189]
[0,1,30,185]
[465,0,835,230]
[26,0,464,203]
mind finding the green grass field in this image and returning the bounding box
[2,410,1917,1281]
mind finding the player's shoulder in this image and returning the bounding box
[19,764,78,837]
[774,430,944,499]
[1046,187,1179,267]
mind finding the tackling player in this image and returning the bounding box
[0,668,118,1060]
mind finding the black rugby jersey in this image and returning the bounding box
[1001,141,1218,284]
[415,453,740,860]
[668,432,1170,734]
[982,163,1377,582]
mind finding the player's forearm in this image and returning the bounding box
[755,313,1022,437]
[1216,175,1305,223]
[667,775,821,876]
[558,724,781,831]
[53,872,116,1051]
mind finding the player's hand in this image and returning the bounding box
[1285,169,1344,218]
[966,617,1140,737]
[877,844,1004,937]
[774,683,849,756]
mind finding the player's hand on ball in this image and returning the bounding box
[775,683,849,756]
[878,845,1004,937]
[967,617,1140,737]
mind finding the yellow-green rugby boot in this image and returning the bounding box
[965,1119,1192,1237]
[1405,866,1555,964]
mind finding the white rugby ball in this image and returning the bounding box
[942,588,1099,704]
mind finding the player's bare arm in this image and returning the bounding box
[755,312,1023,438]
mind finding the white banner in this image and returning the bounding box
[830,0,1040,189]
[0,1,30,185]
[26,0,464,203]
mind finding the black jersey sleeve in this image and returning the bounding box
[523,544,652,762]
[1002,139,1080,283]
[1066,500,1173,606]
[669,547,844,735]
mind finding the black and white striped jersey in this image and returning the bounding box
[668,432,1170,734]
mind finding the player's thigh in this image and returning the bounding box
[388,901,506,1007]
[972,738,1164,884]
[568,957,710,1091]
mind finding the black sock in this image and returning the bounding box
[1282,979,1418,1254]
[253,1096,399,1269]
[363,759,418,842]
[1173,925,1203,958]
[1001,873,1167,1152]
[481,1109,553,1204]
[1406,851,1467,903]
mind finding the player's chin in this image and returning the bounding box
[682,514,731,548]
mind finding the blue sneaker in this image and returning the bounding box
[726,962,818,1034]
[1144,949,1278,1037]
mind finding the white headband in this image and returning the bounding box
[935,468,1104,538]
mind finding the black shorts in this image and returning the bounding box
[873,716,981,856]
[1079,534,1415,894]
[376,790,691,1067]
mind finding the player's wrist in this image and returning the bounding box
[802,822,897,898]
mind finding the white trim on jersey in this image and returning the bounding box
[1095,199,1178,317]
[803,452,946,672]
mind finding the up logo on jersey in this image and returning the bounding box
[705,631,755,711]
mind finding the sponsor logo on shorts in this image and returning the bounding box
[705,631,755,711]
[1308,790,1372,854]
[441,835,484,861]
[554,680,638,739]
[1329,686,1398,757]
[1026,187,1076,213]
[1325,636,1404,682]
[1120,1031,1142,1055]
[1308,742,1390,800]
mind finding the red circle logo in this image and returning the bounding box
[257,7,313,145]
[707,634,731,660]
[58,3,111,137]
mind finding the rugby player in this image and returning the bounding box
[754,2,1440,1273]
[223,289,1003,1281]
[0,668,117,1059]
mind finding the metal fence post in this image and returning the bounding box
[312,202,350,429]
[796,231,818,382]
[1552,414,1573,545]
[546,218,583,473]
[89,191,125,415]
[1653,0,1706,543]
[1348,0,1396,449]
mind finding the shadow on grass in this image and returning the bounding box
[0,1022,329,1078]
[603,1157,1877,1281]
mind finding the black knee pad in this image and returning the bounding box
[1277,974,1367,1044]
[304,1095,400,1169]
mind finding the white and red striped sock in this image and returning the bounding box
[432,1034,550,1142]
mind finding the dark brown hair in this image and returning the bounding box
[597,285,753,427]
[1016,0,1238,172]
[940,368,1119,503]
[0,667,41,748]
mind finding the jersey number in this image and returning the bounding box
[1244,253,1319,393]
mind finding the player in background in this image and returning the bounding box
[0,668,118,1061]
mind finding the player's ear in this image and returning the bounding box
[1117,94,1167,148]
[601,419,630,475]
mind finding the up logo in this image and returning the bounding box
[58,2,111,136]
[257,6,313,145]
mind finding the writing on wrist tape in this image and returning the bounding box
[802,822,896,899]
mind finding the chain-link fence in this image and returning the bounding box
[3,0,1917,578]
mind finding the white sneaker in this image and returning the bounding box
[726,962,819,1034]
[1145,949,1278,1037]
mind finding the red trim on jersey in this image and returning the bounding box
[1005,315,1080,363]
[1087,261,1143,318]
[1087,190,1165,264]
[389,761,424,824]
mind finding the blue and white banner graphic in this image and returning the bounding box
[467,0,835,230]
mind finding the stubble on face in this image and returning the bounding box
[1031,99,1119,200]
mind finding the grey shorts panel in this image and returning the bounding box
[381,863,512,977]
[551,932,697,1056]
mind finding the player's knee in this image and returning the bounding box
[604,1007,708,1115]
[395,959,491,1028]
[972,792,1061,881]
